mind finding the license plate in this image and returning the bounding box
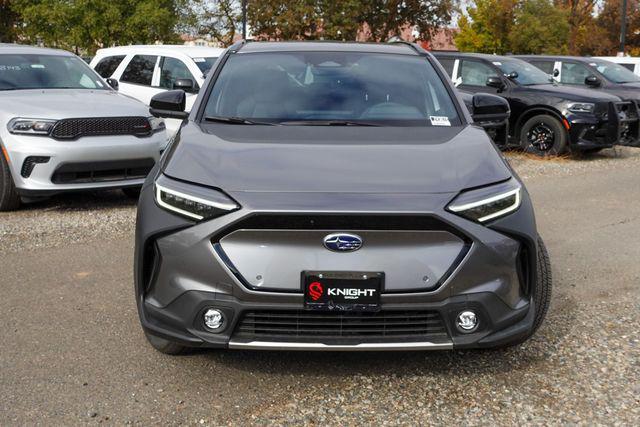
[303,271,383,311]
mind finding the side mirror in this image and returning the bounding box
[486,76,505,90]
[585,75,601,87]
[105,78,119,90]
[149,90,188,120]
[173,78,195,93]
[471,93,510,123]
[506,71,519,79]
[553,69,560,78]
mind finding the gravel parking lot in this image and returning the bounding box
[1,148,639,425]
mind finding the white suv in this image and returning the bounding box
[90,45,223,136]
[0,44,166,211]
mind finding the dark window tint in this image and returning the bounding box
[620,63,635,72]
[458,60,496,86]
[204,51,461,126]
[193,57,218,74]
[121,55,157,85]
[437,58,455,78]
[159,57,195,89]
[94,55,125,78]
[529,60,555,75]
[560,62,592,85]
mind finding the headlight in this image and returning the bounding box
[155,174,239,221]
[447,180,521,223]
[8,118,57,135]
[567,103,595,114]
[148,116,166,133]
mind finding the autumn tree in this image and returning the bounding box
[509,0,570,54]
[597,0,640,55]
[189,0,242,46]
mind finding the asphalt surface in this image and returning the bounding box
[1,148,639,425]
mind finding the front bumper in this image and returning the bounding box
[0,131,165,195]
[135,175,540,351]
[567,101,640,150]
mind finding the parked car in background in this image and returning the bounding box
[595,56,640,76]
[136,40,550,354]
[0,44,166,211]
[433,52,639,155]
[517,55,640,147]
[90,45,224,136]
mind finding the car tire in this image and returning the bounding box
[520,115,567,156]
[122,187,141,200]
[144,331,190,355]
[499,236,552,348]
[0,151,21,211]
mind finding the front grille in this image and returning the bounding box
[233,310,450,343]
[51,158,155,184]
[50,117,152,140]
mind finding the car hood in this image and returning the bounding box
[0,89,150,119]
[163,123,512,194]
[525,84,622,102]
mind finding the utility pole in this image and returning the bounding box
[619,0,628,55]
[242,0,247,40]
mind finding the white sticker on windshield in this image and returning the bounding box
[193,57,206,62]
[492,61,502,66]
[430,116,451,126]
[30,64,45,69]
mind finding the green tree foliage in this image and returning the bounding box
[248,0,455,42]
[189,0,242,46]
[12,0,188,54]
[0,0,20,42]
[508,0,570,54]
[455,0,517,54]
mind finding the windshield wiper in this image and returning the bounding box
[204,116,278,125]
[279,120,381,127]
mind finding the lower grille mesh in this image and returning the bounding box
[233,310,450,343]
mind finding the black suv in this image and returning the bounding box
[517,55,640,147]
[433,52,639,155]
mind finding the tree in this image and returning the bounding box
[361,0,456,42]
[189,0,242,47]
[555,0,598,54]
[596,0,640,55]
[454,0,518,54]
[247,0,456,42]
[12,0,188,54]
[0,0,20,43]
[509,0,570,54]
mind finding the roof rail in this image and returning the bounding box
[387,39,428,56]
[228,39,250,53]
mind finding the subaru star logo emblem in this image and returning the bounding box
[323,233,363,252]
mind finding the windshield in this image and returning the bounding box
[203,51,461,126]
[493,59,552,86]
[0,54,106,91]
[193,57,218,74]
[590,60,640,83]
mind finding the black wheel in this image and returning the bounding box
[520,115,567,156]
[0,150,21,211]
[122,187,141,200]
[144,331,189,355]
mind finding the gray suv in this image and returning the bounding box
[135,41,551,353]
[0,44,166,210]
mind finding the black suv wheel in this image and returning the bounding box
[0,151,21,211]
[520,115,567,156]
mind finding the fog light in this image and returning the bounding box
[456,310,478,332]
[203,309,224,330]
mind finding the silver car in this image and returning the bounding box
[0,44,166,210]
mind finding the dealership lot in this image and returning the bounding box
[1,148,638,425]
